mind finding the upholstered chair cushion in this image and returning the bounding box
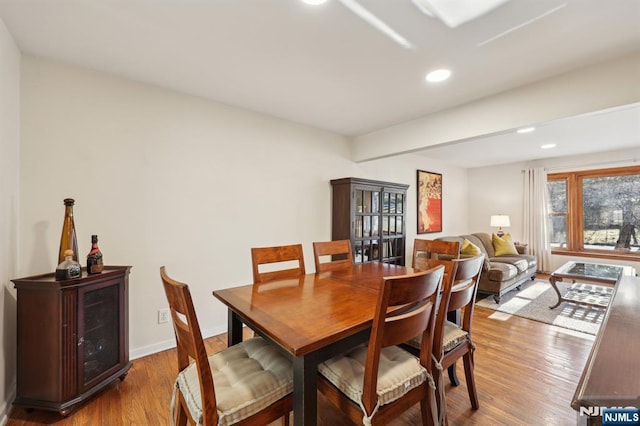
[460,239,482,256]
[492,233,519,256]
[406,320,469,354]
[318,344,429,408]
[175,337,293,426]
[442,321,469,352]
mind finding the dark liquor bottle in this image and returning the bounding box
[55,249,82,281]
[58,198,79,265]
[86,234,104,274]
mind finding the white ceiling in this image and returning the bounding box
[417,103,640,168]
[1,0,639,166]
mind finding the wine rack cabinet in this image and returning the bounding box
[12,266,131,416]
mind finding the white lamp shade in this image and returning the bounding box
[490,215,510,228]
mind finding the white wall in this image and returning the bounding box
[0,16,21,423]
[469,148,640,271]
[19,56,469,360]
[468,162,526,241]
[357,154,469,258]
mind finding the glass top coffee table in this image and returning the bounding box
[549,261,636,309]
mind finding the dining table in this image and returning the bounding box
[212,261,456,426]
[212,262,412,425]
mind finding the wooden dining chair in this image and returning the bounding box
[317,265,445,426]
[251,244,306,284]
[412,239,460,271]
[160,267,293,426]
[438,255,484,414]
[312,239,354,273]
[403,254,484,424]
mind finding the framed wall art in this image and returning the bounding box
[417,170,442,233]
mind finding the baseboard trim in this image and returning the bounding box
[1,379,16,424]
[129,324,228,360]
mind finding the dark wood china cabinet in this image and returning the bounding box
[331,177,409,265]
[12,266,131,416]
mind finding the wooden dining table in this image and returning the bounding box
[212,261,416,426]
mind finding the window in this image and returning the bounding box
[547,165,640,258]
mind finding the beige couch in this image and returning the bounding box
[438,232,537,303]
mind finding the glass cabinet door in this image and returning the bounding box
[78,281,121,390]
[382,189,405,264]
[354,188,381,263]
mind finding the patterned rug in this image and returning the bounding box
[476,279,607,335]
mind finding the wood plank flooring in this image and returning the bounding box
[6,304,594,425]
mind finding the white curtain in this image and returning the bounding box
[523,167,552,273]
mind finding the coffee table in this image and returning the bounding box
[549,261,636,309]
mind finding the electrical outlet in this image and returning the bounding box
[158,308,170,324]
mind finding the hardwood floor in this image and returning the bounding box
[6,305,593,425]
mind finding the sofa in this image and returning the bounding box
[437,232,537,303]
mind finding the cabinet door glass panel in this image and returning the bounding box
[356,217,363,238]
[397,194,404,213]
[363,216,371,237]
[372,192,380,213]
[396,216,403,234]
[383,193,390,213]
[382,217,389,235]
[363,191,372,213]
[82,284,119,386]
[372,216,379,237]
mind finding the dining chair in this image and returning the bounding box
[317,265,445,426]
[251,244,306,284]
[312,239,354,273]
[160,266,293,425]
[438,255,484,413]
[412,239,460,271]
[404,255,485,423]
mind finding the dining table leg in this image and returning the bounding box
[293,355,318,426]
[227,310,244,347]
[447,309,461,386]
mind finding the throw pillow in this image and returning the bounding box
[492,233,518,256]
[460,238,482,256]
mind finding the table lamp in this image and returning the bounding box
[490,215,510,237]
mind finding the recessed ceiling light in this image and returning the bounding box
[516,126,536,134]
[425,69,451,83]
[541,144,556,149]
[302,0,327,5]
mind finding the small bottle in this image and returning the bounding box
[55,249,82,281]
[58,198,79,265]
[86,235,104,274]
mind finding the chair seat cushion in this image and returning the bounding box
[406,321,469,354]
[318,344,428,408]
[176,337,293,426]
[442,320,469,352]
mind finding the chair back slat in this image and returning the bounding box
[251,244,306,284]
[313,240,354,273]
[160,266,218,424]
[447,255,484,312]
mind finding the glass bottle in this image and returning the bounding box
[86,234,104,274]
[55,249,82,281]
[58,198,79,265]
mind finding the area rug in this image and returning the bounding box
[476,279,606,335]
